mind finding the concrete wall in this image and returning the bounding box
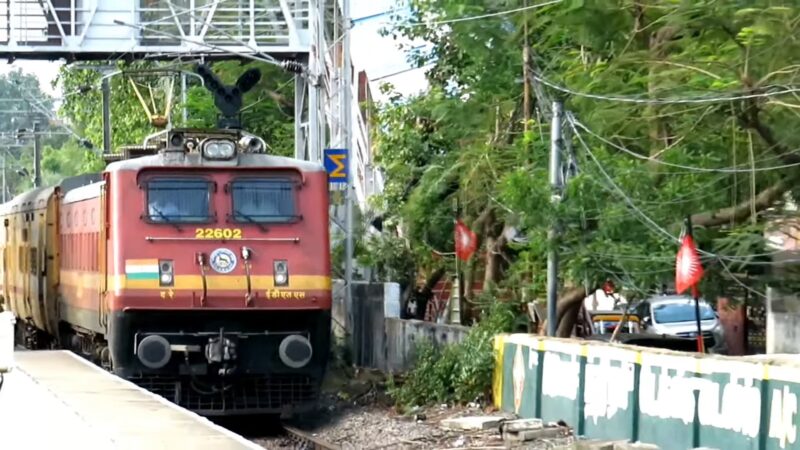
[767,286,800,354]
[384,318,470,373]
[494,333,800,450]
[331,279,401,368]
[331,279,469,372]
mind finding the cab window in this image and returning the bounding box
[146,177,212,223]
[230,178,297,224]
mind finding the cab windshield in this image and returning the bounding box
[146,177,212,223]
[230,178,297,223]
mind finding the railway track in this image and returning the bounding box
[281,425,341,450]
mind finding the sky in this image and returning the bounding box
[0,0,429,102]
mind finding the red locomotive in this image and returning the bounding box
[0,65,331,416]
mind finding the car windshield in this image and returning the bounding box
[652,302,715,324]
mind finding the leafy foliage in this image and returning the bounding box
[373,0,800,321]
[55,60,296,160]
[388,300,517,411]
[0,70,61,196]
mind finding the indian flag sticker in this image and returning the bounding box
[125,259,160,280]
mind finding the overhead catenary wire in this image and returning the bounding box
[112,19,289,71]
[164,0,282,66]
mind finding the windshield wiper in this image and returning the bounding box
[234,210,267,232]
[150,205,182,231]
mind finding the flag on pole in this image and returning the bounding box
[454,220,477,262]
[675,234,704,295]
[675,229,706,353]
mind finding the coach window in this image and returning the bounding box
[30,247,37,274]
[145,177,213,223]
[230,178,297,224]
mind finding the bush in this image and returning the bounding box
[388,301,517,412]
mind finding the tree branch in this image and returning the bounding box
[739,107,800,166]
[690,179,789,227]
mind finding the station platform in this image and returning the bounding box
[0,350,263,450]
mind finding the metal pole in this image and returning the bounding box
[33,122,41,189]
[342,0,355,354]
[547,101,562,337]
[181,72,188,124]
[102,77,112,153]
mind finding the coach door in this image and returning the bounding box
[43,192,60,336]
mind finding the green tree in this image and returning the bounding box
[0,70,59,196]
[56,60,296,157]
[372,0,800,333]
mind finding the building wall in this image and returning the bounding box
[765,208,799,354]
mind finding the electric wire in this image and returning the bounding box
[164,0,282,66]
[401,0,563,27]
[112,19,286,70]
[572,119,800,173]
[532,73,800,105]
[568,114,772,295]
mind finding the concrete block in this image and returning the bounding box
[502,418,543,432]
[575,440,629,450]
[503,426,570,442]
[440,416,505,431]
[614,443,660,450]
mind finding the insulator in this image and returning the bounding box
[281,61,304,74]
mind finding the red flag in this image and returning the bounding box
[454,220,477,261]
[675,234,704,294]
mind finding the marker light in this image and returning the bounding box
[274,260,289,286]
[159,260,174,287]
[202,139,236,160]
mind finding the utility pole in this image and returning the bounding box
[181,72,188,124]
[102,77,112,153]
[342,0,355,348]
[33,121,41,188]
[522,0,531,141]
[547,101,563,337]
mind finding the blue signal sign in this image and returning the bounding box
[324,148,348,184]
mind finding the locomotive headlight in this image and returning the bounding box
[273,260,289,286]
[202,139,236,160]
[159,260,174,287]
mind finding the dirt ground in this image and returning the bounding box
[255,367,575,450]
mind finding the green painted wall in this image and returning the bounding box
[494,334,800,450]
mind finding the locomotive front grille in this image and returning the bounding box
[132,374,318,415]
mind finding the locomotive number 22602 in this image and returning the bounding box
[194,228,243,239]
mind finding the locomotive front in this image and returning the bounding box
[103,127,331,416]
